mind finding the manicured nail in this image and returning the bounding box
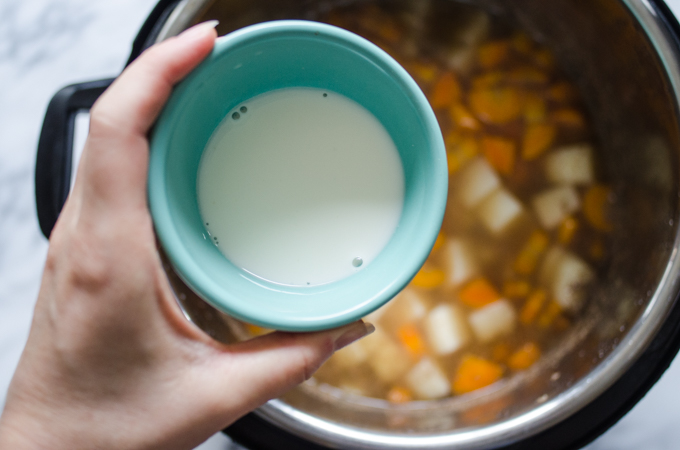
[178,20,219,41]
[334,322,375,350]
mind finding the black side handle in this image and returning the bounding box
[35,78,113,238]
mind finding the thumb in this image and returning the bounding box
[213,321,374,416]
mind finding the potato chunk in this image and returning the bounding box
[406,358,451,400]
[457,157,501,208]
[532,186,580,229]
[477,188,523,234]
[425,304,470,355]
[540,247,595,312]
[545,144,594,185]
[468,299,517,343]
[358,328,411,383]
[444,238,478,287]
[379,288,429,331]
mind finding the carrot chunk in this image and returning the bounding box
[452,355,504,394]
[558,216,579,245]
[503,280,532,299]
[548,82,579,103]
[411,264,446,289]
[397,324,427,357]
[551,108,586,128]
[519,289,547,325]
[469,86,523,124]
[446,133,479,174]
[583,185,613,231]
[477,41,509,69]
[408,62,439,86]
[450,103,482,131]
[537,301,562,328]
[481,136,516,175]
[245,323,272,336]
[523,94,547,124]
[511,32,533,55]
[507,342,541,370]
[432,231,446,252]
[459,278,501,308]
[522,123,556,160]
[430,72,462,109]
[387,386,413,404]
[514,231,549,275]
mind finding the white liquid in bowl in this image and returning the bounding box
[197,88,405,286]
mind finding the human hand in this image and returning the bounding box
[0,21,373,450]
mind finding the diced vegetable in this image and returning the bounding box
[452,355,504,394]
[558,216,579,245]
[472,71,504,88]
[432,232,446,252]
[523,93,547,124]
[532,186,581,229]
[430,72,462,108]
[405,357,452,399]
[386,386,413,404]
[583,185,613,231]
[508,67,548,85]
[244,323,272,337]
[331,340,369,368]
[444,238,478,288]
[411,263,446,289]
[548,82,578,103]
[457,157,501,207]
[425,304,470,355]
[522,123,556,160]
[514,230,549,275]
[397,324,427,357]
[481,136,516,175]
[477,41,509,69]
[519,289,547,325]
[359,328,412,383]
[537,301,562,328]
[539,247,595,312]
[380,288,429,330]
[511,32,533,55]
[507,342,541,370]
[545,144,595,185]
[459,278,501,308]
[468,299,517,342]
[551,108,586,128]
[503,280,531,299]
[450,103,482,131]
[477,188,523,234]
[407,61,438,85]
[469,86,523,124]
[446,132,479,174]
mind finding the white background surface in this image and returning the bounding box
[1,1,680,449]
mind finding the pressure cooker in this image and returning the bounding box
[35,0,680,448]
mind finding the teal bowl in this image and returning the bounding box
[149,20,447,331]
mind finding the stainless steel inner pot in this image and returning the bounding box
[155,0,680,448]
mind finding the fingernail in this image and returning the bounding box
[178,20,219,42]
[334,322,375,351]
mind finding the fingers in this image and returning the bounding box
[211,321,375,416]
[76,21,218,212]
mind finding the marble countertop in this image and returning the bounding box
[1,1,679,449]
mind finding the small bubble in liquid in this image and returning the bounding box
[307,282,310,285]
[232,112,241,120]
[240,106,248,113]
[214,237,217,240]
[323,93,328,97]
[352,257,363,267]
[205,222,209,226]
